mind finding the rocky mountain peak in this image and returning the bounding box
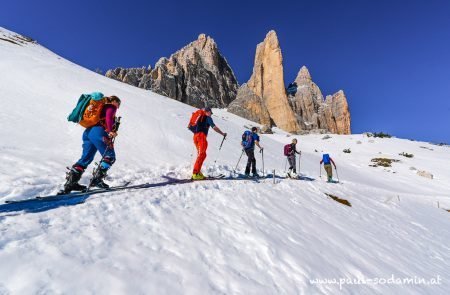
[229,31,351,135]
[265,30,280,47]
[106,34,238,108]
[230,30,300,133]
[295,65,312,83]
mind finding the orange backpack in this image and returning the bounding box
[79,98,107,128]
[187,110,207,133]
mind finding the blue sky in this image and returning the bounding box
[2,0,450,143]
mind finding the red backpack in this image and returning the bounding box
[187,110,207,133]
[284,144,292,156]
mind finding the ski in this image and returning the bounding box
[163,173,266,183]
[163,174,226,183]
[2,172,270,208]
[231,174,266,181]
[5,182,131,204]
[326,180,341,184]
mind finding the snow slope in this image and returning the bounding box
[0,27,450,294]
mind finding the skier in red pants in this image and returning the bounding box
[188,107,227,180]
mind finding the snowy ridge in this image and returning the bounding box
[0,27,450,294]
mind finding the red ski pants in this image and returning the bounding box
[193,132,208,174]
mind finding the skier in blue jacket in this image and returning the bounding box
[242,127,263,177]
[320,154,337,182]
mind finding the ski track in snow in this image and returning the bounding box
[1,27,450,294]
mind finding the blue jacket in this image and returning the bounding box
[243,132,260,150]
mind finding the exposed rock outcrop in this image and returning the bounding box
[106,34,238,108]
[105,30,351,134]
[288,66,351,134]
[228,31,351,134]
[227,83,271,126]
[106,67,152,89]
[229,31,300,133]
[417,170,433,179]
[289,66,323,129]
[324,90,351,134]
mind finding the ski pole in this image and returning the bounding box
[233,150,244,175]
[298,153,301,176]
[260,148,265,177]
[86,139,114,192]
[86,117,121,192]
[319,163,322,179]
[335,166,340,182]
[212,134,226,176]
[284,157,287,172]
[218,135,226,151]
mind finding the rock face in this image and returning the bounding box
[105,30,351,134]
[289,66,323,129]
[227,83,272,126]
[288,66,351,134]
[105,34,238,108]
[228,31,300,133]
[323,90,351,134]
[228,31,351,134]
[106,67,152,89]
[417,170,433,179]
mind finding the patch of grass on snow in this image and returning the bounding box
[325,193,352,207]
[370,158,400,167]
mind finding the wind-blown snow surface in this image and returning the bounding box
[1,27,450,294]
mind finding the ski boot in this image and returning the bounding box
[90,168,110,189]
[252,172,260,178]
[192,172,205,180]
[58,165,86,195]
[287,169,293,179]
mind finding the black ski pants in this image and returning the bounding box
[245,149,257,174]
[288,155,296,173]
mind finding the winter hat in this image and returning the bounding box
[90,92,104,100]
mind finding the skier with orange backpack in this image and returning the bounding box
[60,92,122,194]
[188,107,227,180]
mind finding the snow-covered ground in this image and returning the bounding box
[1,27,449,294]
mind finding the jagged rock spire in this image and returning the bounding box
[245,30,300,133]
[295,65,312,83]
[106,34,238,108]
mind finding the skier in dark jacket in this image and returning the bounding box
[286,138,301,178]
[60,95,121,194]
[242,127,263,177]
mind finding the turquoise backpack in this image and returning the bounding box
[67,92,104,123]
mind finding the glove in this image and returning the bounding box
[103,136,114,148]
[108,131,118,138]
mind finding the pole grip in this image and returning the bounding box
[114,116,122,132]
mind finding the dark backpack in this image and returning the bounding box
[242,130,254,149]
[284,144,292,156]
